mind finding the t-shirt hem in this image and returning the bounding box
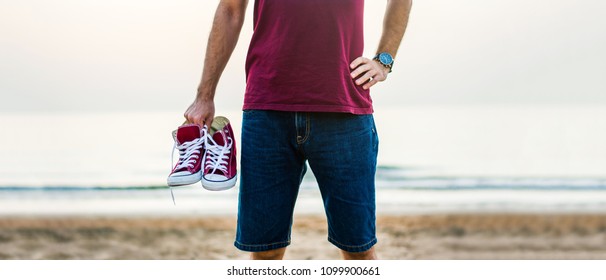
[242,103,374,115]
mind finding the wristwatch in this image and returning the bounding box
[373,52,394,73]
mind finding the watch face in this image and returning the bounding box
[379,53,393,65]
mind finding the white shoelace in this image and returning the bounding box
[169,129,206,205]
[171,137,205,171]
[204,134,233,177]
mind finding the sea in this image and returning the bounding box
[1,105,606,216]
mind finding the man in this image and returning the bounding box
[185,0,412,260]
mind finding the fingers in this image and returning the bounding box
[204,116,214,131]
[183,108,194,124]
[350,57,389,90]
[350,63,372,80]
[350,57,370,69]
[363,78,379,90]
[185,114,210,128]
[355,72,372,86]
[356,67,387,86]
[183,101,215,128]
[183,113,200,126]
[184,108,201,125]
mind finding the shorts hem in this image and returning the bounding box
[327,236,377,253]
[234,240,291,252]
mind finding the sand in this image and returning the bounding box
[1,214,606,260]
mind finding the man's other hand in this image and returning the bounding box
[349,57,390,90]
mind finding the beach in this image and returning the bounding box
[2,213,606,260]
[2,107,606,260]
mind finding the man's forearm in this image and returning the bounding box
[196,0,248,101]
[376,0,412,58]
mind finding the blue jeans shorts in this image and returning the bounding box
[234,110,379,253]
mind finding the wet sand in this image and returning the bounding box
[1,214,606,260]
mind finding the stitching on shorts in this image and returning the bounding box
[328,236,377,249]
[300,113,310,143]
[234,240,291,247]
[295,113,310,144]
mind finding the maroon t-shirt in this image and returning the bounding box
[243,0,372,115]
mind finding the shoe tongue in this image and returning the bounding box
[212,130,227,146]
[176,125,201,144]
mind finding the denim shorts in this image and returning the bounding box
[234,110,379,253]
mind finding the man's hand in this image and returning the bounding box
[352,0,411,91]
[350,57,390,90]
[184,99,215,129]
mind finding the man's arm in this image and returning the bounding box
[350,0,412,90]
[185,0,249,127]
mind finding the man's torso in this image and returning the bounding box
[243,0,373,115]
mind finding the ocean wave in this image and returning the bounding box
[1,165,605,191]
[2,178,606,192]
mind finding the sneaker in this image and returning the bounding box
[201,116,237,191]
[167,124,205,186]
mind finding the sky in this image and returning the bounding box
[1,0,605,112]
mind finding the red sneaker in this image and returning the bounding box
[167,124,205,186]
[201,116,237,191]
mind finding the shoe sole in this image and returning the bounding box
[201,175,237,191]
[167,171,202,186]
